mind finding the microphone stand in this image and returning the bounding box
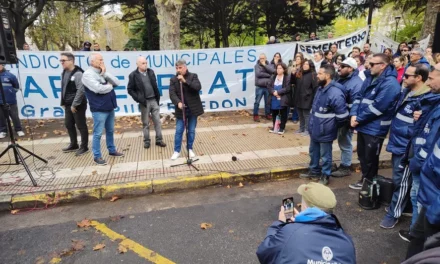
[171,79,199,171]
[0,80,47,186]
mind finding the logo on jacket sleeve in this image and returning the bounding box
[371,89,376,95]
[424,123,430,134]
[322,246,333,261]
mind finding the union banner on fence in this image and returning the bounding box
[7,44,296,119]
[296,27,369,58]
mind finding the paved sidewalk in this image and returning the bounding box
[0,114,391,208]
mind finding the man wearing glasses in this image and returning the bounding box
[381,64,438,229]
[349,54,401,190]
[407,48,430,69]
[60,52,89,156]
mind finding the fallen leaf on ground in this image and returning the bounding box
[93,243,105,251]
[110,215,123,222]
[71,239,85,251]
[11,209,19,215]
[238,182,244,188]
[118,244,128,254]
[77,219,91,228]
[229,230,234,233]
[200,223,213,229]
[71,230,78,233]
[91,170,98,176]
[60,248,75,257]
[129,215,135,219]
[17,249,26,255]
[346,202,352,206]
[49,257,62,264]
[226,185,231,189]
[242,133,247,136]
[110,195,119,202]
[300,152,308,156]
[150,251,157,257]
[35,257,45,264]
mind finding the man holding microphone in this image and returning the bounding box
[169,59,203,160]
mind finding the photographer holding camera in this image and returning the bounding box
[256,182,356,264]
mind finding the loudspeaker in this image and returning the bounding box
[0,7,18,64]
[433,13,440,53]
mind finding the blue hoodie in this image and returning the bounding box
[256,208,356,264]
[405,57,430,70]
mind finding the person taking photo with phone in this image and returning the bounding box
[256,182,356,264]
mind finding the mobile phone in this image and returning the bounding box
[282,197,294,220]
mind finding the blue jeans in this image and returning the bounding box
[309,140,333,176]
[290,107,299,121]
[337,125,353,166]
[387,154,411,219]
[92,111,116,159]
[410,172,421,228]
[253,87,270,116]
[174,114,198,152]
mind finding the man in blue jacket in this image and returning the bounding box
[299,64,348,185]
[349,54,401,190]
[333,58,364,177]
[256,182,356,264]
[82,53,124,165]
[405,63,440,258]
[398,63,440,240]
[380,64,437,229]
[405,48,430,70]
[0,64,25,139]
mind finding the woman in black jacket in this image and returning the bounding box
[268,62,290,135]
[293,59,318,136]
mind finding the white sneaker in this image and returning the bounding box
[0,132,6,139]
[189,149,196,159]
[170,152,180,160]
[17,131,25,137]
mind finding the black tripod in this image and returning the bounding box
[0,80,47,186]
[171,81,199,171]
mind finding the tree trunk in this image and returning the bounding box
[421,0,440,44]
[14,28,26,50]
[144,0,154,50]
[154,0,183,50]
[309,0,317,34]
[214,10,221,48]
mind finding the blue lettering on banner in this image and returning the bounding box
[49,76,61,98]
[197,53,208,65]
[54,107,64,117]
[235,50,244,63]
[24,77,48,98]
[21,105,34,117]
[111,55,131,68]
[164,54,175,67]
[73,55,87,68]
[210,101,219,109]
[222,99,233,108]
[48,56,59,69]
[247,49,257,62]
[152,55,163,68]
[209,71,230,94]
[181,54,191,65]
[223,52,232,64]
[236,98,246,107]
[29,55,41,68]
[210,53,221,65]
[115,76,127,99]
[235,68,253,91]
[157,74,174,96]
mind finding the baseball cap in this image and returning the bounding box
[341,57,358,69]
[297,182,337,210]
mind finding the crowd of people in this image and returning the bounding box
[255,33,440,263]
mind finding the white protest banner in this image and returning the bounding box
[7,43,295,119]
[370,31,399,54]
[371,32,431,54]
[296,27,369,58]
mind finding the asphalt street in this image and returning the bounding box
[0,169,409,264]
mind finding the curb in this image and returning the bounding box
[0,158,392,212]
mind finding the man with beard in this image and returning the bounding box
[299,64,348,185]
[349,54,401,190]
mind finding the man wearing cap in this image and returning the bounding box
[332,58,364,177]
[256,182,356,264]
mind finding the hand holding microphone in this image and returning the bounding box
[177,74,186,83]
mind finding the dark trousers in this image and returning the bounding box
[0,103,22,133]
[357,132,384,181]
[406,207,440,259]
[65,104,88,149]
[272,108,288,130]
[297,108,311,131]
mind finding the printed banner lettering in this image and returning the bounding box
[7,44,296,119]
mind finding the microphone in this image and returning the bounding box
[177,72,182,84]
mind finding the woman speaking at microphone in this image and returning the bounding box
[169,59,204,160]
